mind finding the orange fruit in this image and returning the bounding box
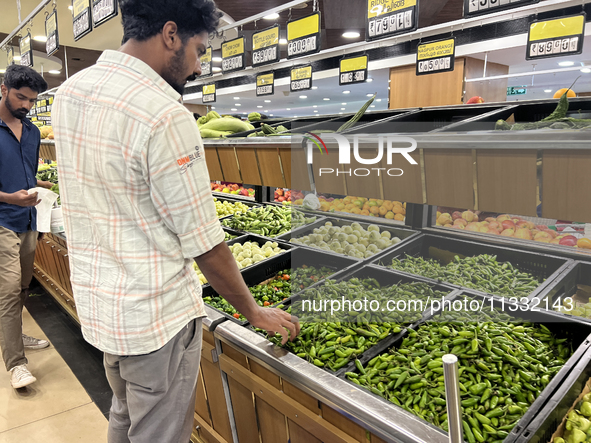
[370,206,380,215]
[403,202,407,209]
[361,209,370,216]
[362,203,370,211]
[379,206,388,216]
[394,213,405,221]
[343,197,351,204]
[553,88,576,99]
[351,207,362,214]
[578,238,591,250]
[336,203,346,210]
[393,205,404,215]
[383,201,394,211]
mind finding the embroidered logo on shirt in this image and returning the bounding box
[176,146,202,174]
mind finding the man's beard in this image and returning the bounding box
[5,95,29,120]
[162,45,196,95]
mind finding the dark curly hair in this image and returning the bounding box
[119,0,222,44]
[3,64,48,93]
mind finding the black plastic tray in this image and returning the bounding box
[509,97,591,123]
[514,345,591,443]
[531,261,591,323]
[340,290,591,443]
[222,227,247,242]
[370,233,572,301]
[278,217,419,262]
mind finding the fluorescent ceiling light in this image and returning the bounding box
[235,103,241,106]
[341,103,347,105]
[33,35,47,42]
[312,86,318,89]
[323,98,330,101]
[212,67,222,72]
[68,5,73,10]
[339,112,343,115]
[313,105,317,108]
[13,55,21,61]
[342,31,360,38]
[366,93,374,97]
[376,99,382,102]
[367,78,373,82]
[48,70,61,74]
[0,69,5,73]
[264,13,279,20]
[211,107,216,109]
[264,110,269,112]
[342,90,350,94]
[279,38,287,45]
[544,89,552,93]
[212,56,222,62]
[270,114,274,116]
[558,61,574,67]
[233,96,240,100]
[286,108,291,110]
[341,108,346,110]
[231,108,237,111]
[370,105,375,108]
[314,110,318,112]
[581,68,591,73]
[257,105,263,108]
[300,95,307,99]
[264,99,271,103]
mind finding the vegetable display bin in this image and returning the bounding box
[341,290,591,443]
[370,233,572,301]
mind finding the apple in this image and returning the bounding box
[465,222,481,232]
[437,213,453,225]
[501,229,515,237]
[501,220,516,231]
[467,96,484,104]
[497,215,511,223]
[485,217,496,223]
[550,238,561,245]
[534,231,552,242]
[536,225,549,231]
[487,228,500,235]
[559,237,578,247]
[514,228,533,240]
[516,220,535,230]
[453,219,468,227]
[462,211,476,223]
[488,221,501,231]
[452,211,463,221]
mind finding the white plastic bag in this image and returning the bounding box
[27,187,59,232]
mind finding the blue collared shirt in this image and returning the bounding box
[0,117,40,233]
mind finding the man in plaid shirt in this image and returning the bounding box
[53,0,299,441]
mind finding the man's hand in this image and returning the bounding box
[247,307,300,345]
[38,181,54,189]
[1,190,41,207]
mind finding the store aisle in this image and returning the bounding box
[0,308,108,442]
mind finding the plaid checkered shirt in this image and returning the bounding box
[53,50,224,355]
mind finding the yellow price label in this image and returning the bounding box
[72,0,88,17]
[253,27,279,51]
[257,73,274,86]
[222,38,245,58]
[203,84,216,95]
[291,66,312,81]
[367,0,417,19]
[46,13,57,35]
[530,15,585,41]
[200,47,212,64]
[418,39,455,61]
[287,14,320,41]
[340,56,368,73]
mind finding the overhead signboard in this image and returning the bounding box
[527,14,585,61]
[72,0,92,41]
[340,55,368,85]
[252,25,280,67]
[464,0,540,18]
[199,46,212,77]
[256,72,275,97]
[366,0,418,41]
[92,0,118,28]
[202,83,216,104]
[416,37,456,76]
[19,33,33,67]
[287,12,321,59]
[221,36,246,74]
[290,64,313,92]
[45,10,59,56]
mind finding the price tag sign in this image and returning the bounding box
[416,37,455,76]
[256,72,275,97]
[36,98,52,124]
[290,64,313,92]
[252,25,280,67]
[45,10,59,56]
[7,47,14,66]
[92,0,118,28]
[73,0,92,41]
[464,0,539,18]
[287,12,321,59]
[221,36,246,74]
[27,102,36,119]
[340,55,368,85]
[366,0,418,41]
[199,46,212,77]
[507,86,527,96]
[202,83,216,104]
[19,33,33,67]
[527,14,585,61]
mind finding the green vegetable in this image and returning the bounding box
[248,112,261,122]
[337,93,376,132]
[199,117,252,134]
[565,428,586,443]
[495,119,511,131]
[222,205,315,237]
[581,402,591,417]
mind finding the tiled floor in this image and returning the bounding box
[0,309,108,442]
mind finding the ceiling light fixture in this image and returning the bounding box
[581,68,591,73]
[212,67,222,72]
[279,38,287,45]
[312,86,318,89]
[367,78,373,82]
[341,103,347,105]
[544,89,552,93]
[264,99,271,103]
[231,108,237,111]
[286,108,291,110]
[257,105,263,108]
[212,107,216,109]
[314,110,318,112]
[300,95,307,99]
[342,31,360,38]
[559,61,575,67]
[235,103,241,106]
[341,108,346,110]
[233,96,240,100]
[376,99,382,102]
[342,90,350,94]
[263,12,280,20]
[33,35,47,42]
[13,55,21,61]
[264,110,269,112]
[323,98,330,101]
[212,56,222,62]
[48,70,61,74]
[313,105,317,108]
[366,93,373,97]
[68,5,73,10]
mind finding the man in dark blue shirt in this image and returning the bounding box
[0,65,53,389]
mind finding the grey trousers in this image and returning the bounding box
[0,226,37,371]
[104,318,202,443]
